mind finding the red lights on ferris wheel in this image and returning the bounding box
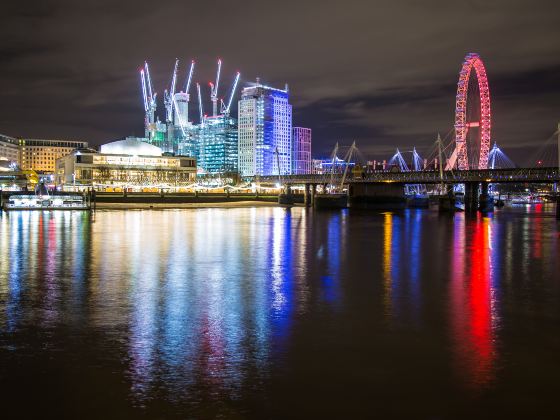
[454,53,492,170]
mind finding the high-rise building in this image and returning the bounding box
[238,81,292,177]
[292,127,312,174]
[198,115,238,174]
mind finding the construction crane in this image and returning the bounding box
[209,59,222,117]
[197,82,204,126]
[140,61,157,138]
[221,72,240,116]
[140,69,148,112]
[173,60,195,133]
[185,59,195,94]
[164,59,179,124]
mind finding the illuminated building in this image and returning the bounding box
[198,115,238,174]
[17,138,88,173]
[0,134,19,163]
[55,138,196,189]
[238,80,292,177]
[177,126,200,162]
[292,127,312,174]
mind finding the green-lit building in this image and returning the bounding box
[197,115,238,174]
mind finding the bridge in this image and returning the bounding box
[254,167,560,186]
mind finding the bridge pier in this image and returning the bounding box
[304,183,313,207]
[278,184,294,205]
[478,181,494,213]
[464,182,479,214]
[311,184,316,207]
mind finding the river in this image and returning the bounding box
[0,206,559,418]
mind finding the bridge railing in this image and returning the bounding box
[250,167,560,185]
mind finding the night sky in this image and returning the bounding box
[1,0,559,164]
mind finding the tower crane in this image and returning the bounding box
[221,72,240,116]
[210,59,222,117]
[140,61,157,139]
[164,59,179,124]
[173,60,195,133]
[185,60,195,94]
[197,82,204,126]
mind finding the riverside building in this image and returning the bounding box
[292,127,312,174]
[18,138,88,173]
[55,138,196,190]
[238,80,292,177]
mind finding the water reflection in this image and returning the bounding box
[0,211,91,332]
[450,214,498,389]
[1,206,559,415]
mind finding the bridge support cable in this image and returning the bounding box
[524,127,560,169]
[388,148,409,171]
[327,142,339,192]
[488,143,515,169]
[339,141,357,191]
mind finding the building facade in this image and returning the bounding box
[56,139,196,189]
[292,127,312,174]
[18,138,88,173]
[0,134,19,163]
[198,115,238,174]
[238,81,292,177]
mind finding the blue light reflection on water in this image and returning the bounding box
[1,206,560,417]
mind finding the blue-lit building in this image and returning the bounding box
[197,115,238,174]
[238,80,292,177]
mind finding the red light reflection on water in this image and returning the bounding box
[450,215,496,389]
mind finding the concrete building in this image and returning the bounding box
[18,138,88,173]
[198,115,238,174]
[55,138,196,190]
[292,127,312,174]
[0,134,19,163]
[238,81,292,177]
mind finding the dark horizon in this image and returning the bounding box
[1,0,559,164]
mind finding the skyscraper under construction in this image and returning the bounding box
[139,59,241,174]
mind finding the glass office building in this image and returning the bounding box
[238,81,292,177]
[197,115,238,174]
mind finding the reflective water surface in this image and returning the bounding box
[0,206,559,418]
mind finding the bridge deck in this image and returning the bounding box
[252,168,560,184]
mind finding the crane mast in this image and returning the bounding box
[223,72,240,116]
[140,69,148,112]
[164,59,179,124]
[185,60,195,95]
[210,59,222,117]
[197,83,204,126]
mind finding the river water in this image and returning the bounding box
[0,206,559,418]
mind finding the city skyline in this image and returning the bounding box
[0,1,559,163]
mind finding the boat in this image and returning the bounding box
[509,195,543,205]
[3,194,90,211]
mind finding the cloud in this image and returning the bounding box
[0,0,558,166]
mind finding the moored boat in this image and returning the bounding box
[3,194,90,211]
